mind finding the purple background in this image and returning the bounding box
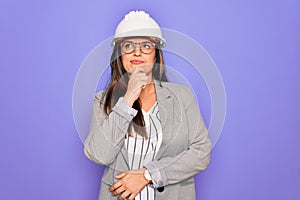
[1,0,300,199]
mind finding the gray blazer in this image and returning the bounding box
[84,81,211,200]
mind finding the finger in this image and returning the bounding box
[132,66,145,73]
[128,78,148,90]
[127,193,138,200]
[141,82,147,89]
[134,77,148,86]
[130,67,145,75]
[140,78,149,87]
[131,73,148,83]
[112,185,126,196]
[109,181,122,192]
[129,72,146,82]
[118,190,131,200]
[115,172,126,179]
[140,75,149,83]
[134,81,147,90]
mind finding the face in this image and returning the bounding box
[121,37,156,77]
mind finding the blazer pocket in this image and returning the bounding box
[179,178,194,186]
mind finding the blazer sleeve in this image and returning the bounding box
[144,88,211,187]
[84,92,137,165]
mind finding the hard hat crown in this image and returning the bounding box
[112,11,166,47]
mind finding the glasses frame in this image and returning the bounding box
[120,40,158,55]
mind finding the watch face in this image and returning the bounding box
[144,170,151,181]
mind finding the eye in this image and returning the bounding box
[141,42,153,49]
[122,42,134,49]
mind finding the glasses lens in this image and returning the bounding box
[140,42,155,54]
[121,41,135,54]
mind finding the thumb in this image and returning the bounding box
[114,172,126,179]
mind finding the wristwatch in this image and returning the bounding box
[144,169,152,184]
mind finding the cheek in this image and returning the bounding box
[146,53,156,64]
[121,56,130,71]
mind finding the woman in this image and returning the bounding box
[84,10,211,200]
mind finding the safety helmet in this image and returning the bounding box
[111,10,166,47]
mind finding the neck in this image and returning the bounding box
[139,80,156,100]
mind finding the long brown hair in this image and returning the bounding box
[103,40,167,138]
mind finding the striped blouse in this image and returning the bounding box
[125,102,162,200]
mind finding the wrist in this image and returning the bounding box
[123,94,134,107]
[143,168,152,184]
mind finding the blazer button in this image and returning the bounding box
[157,187,164,192]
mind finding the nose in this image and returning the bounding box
[134,45,142,56]
[133,47,141,56]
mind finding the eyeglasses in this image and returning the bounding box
[120,41,156,54]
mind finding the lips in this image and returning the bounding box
[130,60,144,64]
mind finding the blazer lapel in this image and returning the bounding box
[154,81,175,159]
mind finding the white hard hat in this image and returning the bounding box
[112,10,166,47]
